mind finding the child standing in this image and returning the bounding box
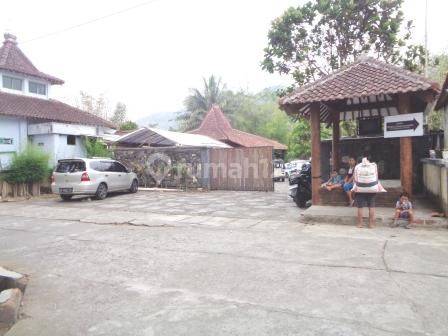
[393,192,414,229]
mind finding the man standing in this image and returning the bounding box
[352,158,384,228]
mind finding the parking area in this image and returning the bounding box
[1,183,448,335]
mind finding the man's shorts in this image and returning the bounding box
[343,182,353,192]
[354,193,376,208]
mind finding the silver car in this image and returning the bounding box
[51,158,138,201]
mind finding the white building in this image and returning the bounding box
[0,33,115,169]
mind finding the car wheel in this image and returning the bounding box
[95,183,108,200]
[60,195,72,201]
[129,179,138,193]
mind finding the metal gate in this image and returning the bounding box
[209,147,274,191]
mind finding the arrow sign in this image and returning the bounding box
[384,112,423,138]
[386,118,420,132]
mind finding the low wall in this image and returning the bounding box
[0,180,51,199]
[422,158,448,215]
[114,147,210,189]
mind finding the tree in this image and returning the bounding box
[176,75,235,131]
[78,91,108,119]
[262,0,425,86]
[110,102,127,126]
[120,121,138,131]
[426,52,448,131]
[286,120,331,161]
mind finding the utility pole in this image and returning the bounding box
[424,0,429,77]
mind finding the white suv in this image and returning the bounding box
[51,158,138,201]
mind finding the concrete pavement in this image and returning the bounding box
[0,185,447,335]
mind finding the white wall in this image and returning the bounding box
[0,116,27,169]
[0,70,50,99]
[55,135,86,163]
[29,134,87,167]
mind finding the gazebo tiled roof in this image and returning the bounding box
[280,56,440,122]
[190,105,287,150]
[0,33,64,85]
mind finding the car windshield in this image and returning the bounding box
[55,160,86,173]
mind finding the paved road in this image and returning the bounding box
[1,183,448,335]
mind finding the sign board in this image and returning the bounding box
[384,112,424,138]
[0,138,13,145]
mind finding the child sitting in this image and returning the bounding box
[393,192,414,229]
[321,169,343,191]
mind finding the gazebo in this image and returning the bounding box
[280,56,439,205]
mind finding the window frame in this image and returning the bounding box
[66,135,76,146]
[2,75,23,91]
[28,81,47,95]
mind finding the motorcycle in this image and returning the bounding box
[288,162,312,208]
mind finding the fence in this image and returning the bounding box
[114,146,274,192]
[209,147,273,191]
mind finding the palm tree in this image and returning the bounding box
[176,75,226,131]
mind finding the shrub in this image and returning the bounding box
[2,146,50,184]
[85,137,112,158]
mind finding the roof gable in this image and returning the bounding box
[435,73,448,110]
[191,105,287,150]
[0,33,63,85]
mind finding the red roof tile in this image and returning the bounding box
[0,91,115,128]
[0,33,63,85]
[280,56,439,108]
[190,105,287,150]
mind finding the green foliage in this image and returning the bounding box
[2,146,50,184]
[110,102,127,126]
[176,75,241,131]
[262,0,425,85]
[428,52,448,85]
[85,138,112,158]
[120,121,138,131]
[286,120,331,161]
[427,110,444,131]
[340,120,357,137]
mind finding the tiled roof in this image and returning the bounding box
[280,56,439,108]
[190,105,287,150]
[0,91,115,128]
[0,33,64,85]
[435,73,448,110]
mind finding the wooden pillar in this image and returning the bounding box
[310,103,321,205]
[398,93,413,195]
[332,112,340,171]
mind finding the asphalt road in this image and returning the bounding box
[1,185,448,335]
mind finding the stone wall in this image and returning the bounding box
[422,159,448,215]
[114,147,210,189]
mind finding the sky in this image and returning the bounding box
[1,0,447,121]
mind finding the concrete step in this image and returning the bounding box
[319,188,403,207]
[302,205,448,229]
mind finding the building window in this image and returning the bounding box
[2,75,23,91]
[29,81,47,95]
[67,135,76,146]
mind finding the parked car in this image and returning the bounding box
[285,160,309,177]
[273,159,285,182]
[51,158,138,201]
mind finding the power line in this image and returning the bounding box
[22,0,164,44]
